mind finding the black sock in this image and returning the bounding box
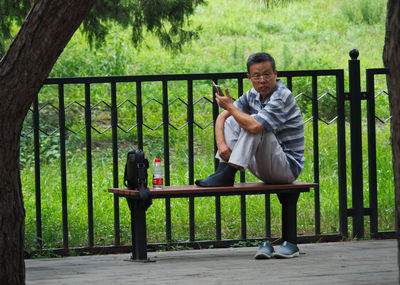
[214,162,229,174]
[196,165,238,187]
[195,162,228,186]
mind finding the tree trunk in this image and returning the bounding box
[383,0,400,281]
[0,0,96,283]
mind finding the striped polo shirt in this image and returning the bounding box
[233,79,305,178]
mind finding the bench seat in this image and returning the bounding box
[110,181,315,198]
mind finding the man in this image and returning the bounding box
[195,52,305,258]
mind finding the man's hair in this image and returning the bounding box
[246,53,276,73]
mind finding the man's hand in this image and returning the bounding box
[217,142,232,161]
[215,88,234,111]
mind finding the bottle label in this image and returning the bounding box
[153,177,163,186]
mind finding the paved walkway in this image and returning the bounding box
[26,239,398,284]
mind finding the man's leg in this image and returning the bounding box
[196,116,262,186]
[224,119,263,170]
[217,116,295,184]
[195,116,241,186]
[247,131,295,184]
[196,116,294,186]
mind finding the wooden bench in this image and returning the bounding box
[108,181,317,261]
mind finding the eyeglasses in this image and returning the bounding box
[251,73,274,81]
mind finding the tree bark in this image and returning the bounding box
[383,0,400,281]
[0,0,96,283]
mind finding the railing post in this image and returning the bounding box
[213,79,222,241]
[111,82,120,246]
[162,80,172,244]
[58,85,69,249]
[336,70,348,237]
[85,83,94,247]
[33,97,43,249]
[187,80,195,242]
[348,49,364,238]
[311,75,320,236]
[366,69,378,237]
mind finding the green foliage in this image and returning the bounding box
[258,0,298,8]
[81,1,133,49]
[340,0,386,25]
[282,44,293,70]
[0,0,32,55]
[231,240,261,247]
[131,0,205,52]
[0,0,205,57]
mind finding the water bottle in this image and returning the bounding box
[152,158,163,189]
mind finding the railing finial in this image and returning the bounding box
[349,49,359,60]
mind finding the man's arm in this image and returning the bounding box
[216,89,264,134]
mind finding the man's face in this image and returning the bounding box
[247,61,278,99]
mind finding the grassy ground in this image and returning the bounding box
[20,0,393,251]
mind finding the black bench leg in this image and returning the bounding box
[277,192,300,244]
[127,198,149,262]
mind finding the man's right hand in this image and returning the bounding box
[218,143,232,161]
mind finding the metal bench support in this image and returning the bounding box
[127,198,149,262]
[278,192,300,244]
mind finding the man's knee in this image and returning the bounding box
[224,116,240,130]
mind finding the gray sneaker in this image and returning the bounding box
[273,241,299,258]
[254,241,274,259]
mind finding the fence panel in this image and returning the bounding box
[366,68,393,239]
[20,67,394,255]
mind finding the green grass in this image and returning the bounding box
[20,0,394,251]
[44,0,387,82]
[22,119,394,249]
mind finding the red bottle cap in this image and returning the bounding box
[155,158,161,162]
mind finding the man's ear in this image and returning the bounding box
[247,73,253,85]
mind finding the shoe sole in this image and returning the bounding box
[273,251,299,259]
[254,252,273,259]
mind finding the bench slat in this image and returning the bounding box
[109,181,317,199]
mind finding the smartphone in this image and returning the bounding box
[212,81,224,96]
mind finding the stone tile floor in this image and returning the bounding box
[26,239,398,284]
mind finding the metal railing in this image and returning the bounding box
[21,52,394,255]
[366,67,391,239]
